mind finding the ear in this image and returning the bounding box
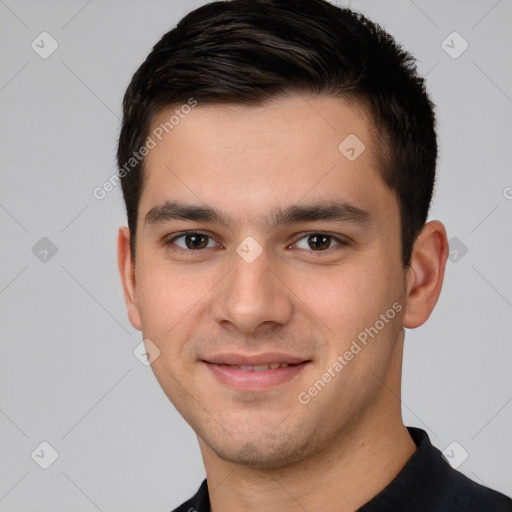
[117,226,142,331]
[403,220,449,328]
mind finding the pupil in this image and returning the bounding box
[186,234,207,249]
[309,234,330,250]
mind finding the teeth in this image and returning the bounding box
[224,363,291,371]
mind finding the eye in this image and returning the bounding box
[166,231,219,252]
[292,233,348,252]
[164,231,349,255]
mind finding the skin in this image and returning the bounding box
[118,93,449,511]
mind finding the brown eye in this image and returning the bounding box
[167,232,217,252]
[183,233,209,250]
[294,233,346,252]
[307,234,331,250]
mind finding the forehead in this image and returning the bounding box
[140,94,395,225]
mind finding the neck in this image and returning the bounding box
[199,405,416,512]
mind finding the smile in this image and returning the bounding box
[202,359,311,391]
[218,362,291,371]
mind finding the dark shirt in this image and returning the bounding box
[171,427,512,511]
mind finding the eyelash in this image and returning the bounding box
[164,230,349,255]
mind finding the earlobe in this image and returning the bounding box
[117,226,142,331]
[403,221,449,329]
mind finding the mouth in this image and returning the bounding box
[201,353,312,391]
[212,362,295,371]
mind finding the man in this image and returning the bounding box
[116,1,512,510]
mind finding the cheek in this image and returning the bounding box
[135,262,197,343]
[135,259,227,359]
[293,257,404,352]
[134,264,206,408]
[296,264,387,323]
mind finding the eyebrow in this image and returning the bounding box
[144,199,371,229]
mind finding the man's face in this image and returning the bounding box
[125,94,408,468]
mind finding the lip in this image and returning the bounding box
[202,353,311,391]
[203,352,310,366]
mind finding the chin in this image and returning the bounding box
[204,428,316,470]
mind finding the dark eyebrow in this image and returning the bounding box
[269,202,371,226]
[144,200,371,229]
[145,201,231,228]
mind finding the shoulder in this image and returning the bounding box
[432,457,512,511]
[361,427,512,511]
[170,479,209,512]
[407,427,512,511]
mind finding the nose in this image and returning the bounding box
[211,241,294,335]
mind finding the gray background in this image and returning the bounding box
[1,0,511,510]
